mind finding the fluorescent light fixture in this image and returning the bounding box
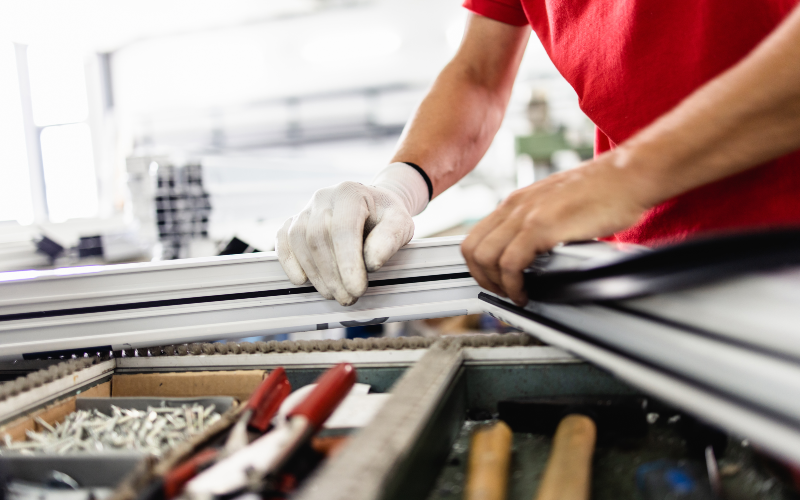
[301,28,402,64]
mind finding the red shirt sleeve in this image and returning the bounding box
[463,0,529,26]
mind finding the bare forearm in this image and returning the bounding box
[391,63,509,197]
[391,15,529,197]
[619,4,800,208]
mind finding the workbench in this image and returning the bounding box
[0,234,798,498]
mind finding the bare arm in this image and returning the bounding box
[390,14,530,197]
[463,4,800,305]
[620,4,800,207]
[276,14,529,307]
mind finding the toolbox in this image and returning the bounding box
[0,336,792,499]
[0,232,799,499]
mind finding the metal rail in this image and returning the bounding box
[0,237,480,360]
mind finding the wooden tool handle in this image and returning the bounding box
[465,421,514,500]
[534,414,597,500]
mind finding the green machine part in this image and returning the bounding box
[515,128,594,163]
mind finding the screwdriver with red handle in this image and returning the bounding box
[184,363,357,500]
[159,367,292,500]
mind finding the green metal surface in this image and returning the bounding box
[466,363,637,413]
[515,132,593,162]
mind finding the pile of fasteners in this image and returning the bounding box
[1,404,221,456]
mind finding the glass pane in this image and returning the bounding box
[27,45,88,126]
[40,123,98,222]
[0,41,33,224]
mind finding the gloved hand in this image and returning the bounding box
[277,162,430,306]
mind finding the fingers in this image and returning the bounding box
[276,217,308,285]
[331,191,371,299]
[498,231,543,305]
[467,220,521,294]
[461,212,508,296]
[363,206,415,273]
[278,182,375,306]
[306,208,359,306]
[463,210,551,306]
[275,182,414,306]
[287,211,334,300]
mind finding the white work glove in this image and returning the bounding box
[277,162,430,306]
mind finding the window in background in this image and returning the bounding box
[26,45,97,222]
[40,124,97,222]
[27,45,89,126]
[0,41,33,224]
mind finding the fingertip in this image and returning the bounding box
[341,272,368,299]
[364,256,384,273]
[286,271,309,286]
[277,220,308,285]
[513,296,529,307]
[336,295,359,307]
[328,280,359,307]
[363,211,413,272]
[279,254,309,285]
[363,241,396,272]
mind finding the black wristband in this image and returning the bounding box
[402,162,433,201]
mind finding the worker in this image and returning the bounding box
[277,1,800,307]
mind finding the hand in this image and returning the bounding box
[461,154,650,306]
[277,164,429,306]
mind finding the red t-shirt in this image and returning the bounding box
[464,0,800,245]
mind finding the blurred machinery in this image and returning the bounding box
[126,157,212,260]
[515,91,594,182]
[154,163,211,260]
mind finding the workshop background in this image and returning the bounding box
[0,0,593,340]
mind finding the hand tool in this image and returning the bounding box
[223,367,292,453]
[463,421,513,500]
[159,368,291,499]
[498,397,647,500]
[184,363,356,500]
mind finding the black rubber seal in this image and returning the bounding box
[402,162,433,201]
[525,228,800,303]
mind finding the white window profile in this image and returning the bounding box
[0,41,34,225]
[15,43,100,224]
[40,123,98,223]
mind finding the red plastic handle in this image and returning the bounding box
[164,447,218,499]
[287,363,356,431]
[247,367,292,433]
